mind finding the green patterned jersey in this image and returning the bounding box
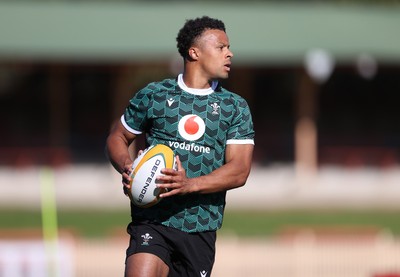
[121,74,255,233]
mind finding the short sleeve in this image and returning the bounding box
[226,97,255,145]
[121,87,152,134]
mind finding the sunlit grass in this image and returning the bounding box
[1,209,399,238]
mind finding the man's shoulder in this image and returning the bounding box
[141,78,178,94]
[216,85,248,104]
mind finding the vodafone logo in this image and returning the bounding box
[178,114,205,141]
[172,115,210,153]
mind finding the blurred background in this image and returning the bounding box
[1,0,400,276]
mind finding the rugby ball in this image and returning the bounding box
[128,144,176,208]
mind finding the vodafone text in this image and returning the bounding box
[138,159,161,203]
[168,141,210,154]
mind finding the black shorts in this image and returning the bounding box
[126,221,216,277]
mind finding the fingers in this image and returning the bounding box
[175,155,184,171]
[153,155,189,198]
[161,155,182,175]
[159,189,178,198]
[122,165,132,196]
[157,163,188,197]
[123,185,130,196]
[157,179,184,198]
[122,167,132,183]
[122,149,142,196]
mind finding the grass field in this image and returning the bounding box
[1,209,400,238]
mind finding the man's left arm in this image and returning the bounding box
[157,143,254,197]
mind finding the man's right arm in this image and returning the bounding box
[106,120,137,175]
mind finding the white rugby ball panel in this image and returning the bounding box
[130,155,165,207]
[128,144,175,208]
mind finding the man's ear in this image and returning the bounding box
[188,47,199,61]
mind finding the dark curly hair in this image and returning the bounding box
[176,16,226,59]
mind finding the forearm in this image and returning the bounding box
[188,144,254,194]
[106,122,136,173]
[106,137,130,173]
[191,162,250,194]
[153,144,253,198]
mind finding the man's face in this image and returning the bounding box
[193,29,233,80]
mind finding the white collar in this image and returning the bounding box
[177,74,218,96]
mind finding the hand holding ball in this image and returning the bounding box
[128,144,176,208]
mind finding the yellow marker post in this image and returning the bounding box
[40,166,59,277]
